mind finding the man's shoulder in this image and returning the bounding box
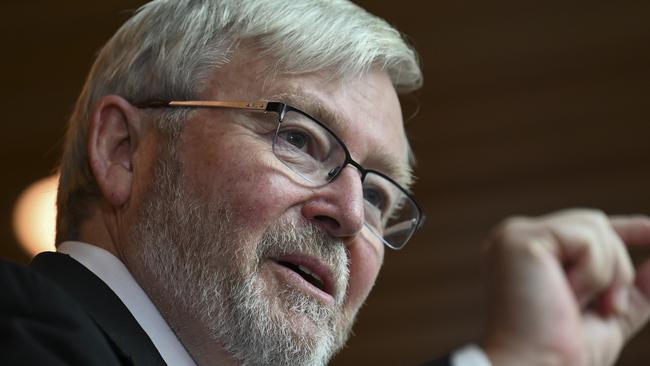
[418,354,452,366]
[0,257,124,365]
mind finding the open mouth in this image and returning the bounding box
[277,261,325,291]
[271,255,335,301]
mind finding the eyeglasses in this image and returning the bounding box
[135,100,424,250]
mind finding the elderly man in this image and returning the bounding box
[2,0,650,365]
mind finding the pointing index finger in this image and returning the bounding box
[610,215,650,246]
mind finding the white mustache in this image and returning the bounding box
[255,219,350,304]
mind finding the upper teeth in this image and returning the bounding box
[297,264,322,284]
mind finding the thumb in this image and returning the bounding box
[582,262,650,366]
[617,260,650,341]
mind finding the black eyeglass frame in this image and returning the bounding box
[135,99,425,249]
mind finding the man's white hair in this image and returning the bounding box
[56,0,422,241]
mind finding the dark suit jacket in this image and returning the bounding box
[419,355,451,366]
[0,252,165,365]
[1,252,451,366]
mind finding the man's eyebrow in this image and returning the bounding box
[266,90,414,189]
[266,91,345,133]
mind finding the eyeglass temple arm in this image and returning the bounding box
[133,100,285,114]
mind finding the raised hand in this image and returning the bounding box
[482,210,650,366]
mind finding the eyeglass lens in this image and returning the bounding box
[272,108,419,249]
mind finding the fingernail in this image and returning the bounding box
[614,287,630,313]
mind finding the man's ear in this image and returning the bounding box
[88,95,143,207]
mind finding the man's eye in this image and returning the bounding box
[363,187,385,210]
[283,130,309,150]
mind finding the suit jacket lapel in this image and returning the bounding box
[31,252,166,366]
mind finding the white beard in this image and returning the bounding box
[126,148,354,366]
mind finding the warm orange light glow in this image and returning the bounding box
[13,175,58,256]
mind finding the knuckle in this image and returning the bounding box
[488,216,528,242]
[483,216,541,256]
[583,209,609,228]
[558,208,609,228]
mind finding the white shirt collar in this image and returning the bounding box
[57,241,196,366]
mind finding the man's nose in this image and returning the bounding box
[301,166,365,239]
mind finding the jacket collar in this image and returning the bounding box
[31,251,167,365]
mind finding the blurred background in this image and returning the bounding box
[1,1,649,365]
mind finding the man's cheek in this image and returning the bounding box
[345,239,384,310]
[226,173,304,228]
